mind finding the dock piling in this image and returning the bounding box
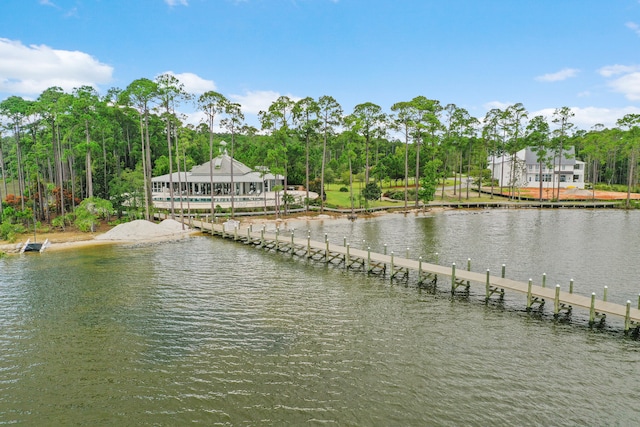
[451,263,456,294]
[325,240,330,261]
[390,251,395,279]
[485,270,491,302]
[345,243,350,269]
[198,220,639,335]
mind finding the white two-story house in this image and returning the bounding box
[490,147,585,189]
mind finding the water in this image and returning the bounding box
[1,210,639,425]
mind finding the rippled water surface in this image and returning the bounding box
[1,210,639,425]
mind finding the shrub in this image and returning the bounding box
[384,189,416,201]
[51,213,74,230]
[0,222,25,242]
[339,187,349,192]
[73,198,115,232]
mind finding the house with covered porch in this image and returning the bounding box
[151,152,286,210]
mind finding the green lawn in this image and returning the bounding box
[323,179,505,209]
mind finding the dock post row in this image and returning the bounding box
[179,216,640,336]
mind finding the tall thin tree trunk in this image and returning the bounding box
[539,158,544,201]
[627,149,636,208]
[305,133,310,212]
[145,113,153,220]
[14,125,25,210]
[140,115,149,220]
[102,130,108,197]
[167,119,175,219]
[230,133,235,218]
[209,126,215,219]
[184,150,190,230]
[404,127,409,210]
[175,127,184,220]
[85,121,93,198]
[414,136,421,208]
[320,131,327,213]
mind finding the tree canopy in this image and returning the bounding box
[1,76,639,232]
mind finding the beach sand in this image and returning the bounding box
[0,219,198,255]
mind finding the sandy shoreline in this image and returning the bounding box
[0,219,200,255]
[0,209,437,256]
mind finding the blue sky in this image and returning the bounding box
[1,0,640,130]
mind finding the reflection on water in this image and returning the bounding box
[1,210,639,425]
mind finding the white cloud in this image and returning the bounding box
[228,90,301,114]
[608,72,640,101]
[530,106,640,130]
[165,0,188,6]
[598,64,640,77]
[160,71,216,95]
[626,21,640,36]
[535,68,580,82]
[0,38,113,96]
[598,64,640,101]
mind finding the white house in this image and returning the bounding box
[151,152,286,210]
[490,147,585,189]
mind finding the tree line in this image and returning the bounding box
[1,73,639,233]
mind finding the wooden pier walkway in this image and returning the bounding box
[184,217,640,334]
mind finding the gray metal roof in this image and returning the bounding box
[524,147,576,165]
[151,154,283,183]
[190,154,254,176]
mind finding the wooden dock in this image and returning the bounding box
[185,217,640,334]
